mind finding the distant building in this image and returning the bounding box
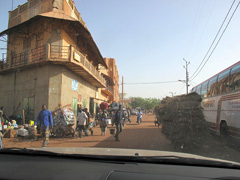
[104,58,119,103]
[0,0,116,120]
[97,58,119,104]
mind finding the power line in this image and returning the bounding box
[179,84,185,94]
[185,0,202,56]
[191,0,240,81]
[189,0,236,80]
[123,81,180,85]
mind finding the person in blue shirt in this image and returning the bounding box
[35,104,53,147]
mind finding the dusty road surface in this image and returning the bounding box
[3,114,173,151]
[2,113,240,163]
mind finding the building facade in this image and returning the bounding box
[97,58,119,104]
[0,0,116,120]
[104,58,119,103]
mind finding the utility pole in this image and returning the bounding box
[183,58,190,95]
[122,76,124,105]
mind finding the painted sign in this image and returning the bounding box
[72,79,78,91]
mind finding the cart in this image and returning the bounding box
[52,107,76,138]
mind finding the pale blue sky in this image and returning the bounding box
[1,0,240,98]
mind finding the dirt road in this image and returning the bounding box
[3,113,240,163]
[3,114,173,151]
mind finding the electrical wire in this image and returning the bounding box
[185,0,202,56]
[189,0,216,59]
[179,84,185,94]
[189,0,236,80]
[123,81,180,85]
[191,0,240,81]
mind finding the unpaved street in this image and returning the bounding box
[3,113,240,163]
[3,114,173,151]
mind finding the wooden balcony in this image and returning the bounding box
[101,86,113,96]
[0,44,106,88]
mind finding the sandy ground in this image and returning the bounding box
[2,114,240,163]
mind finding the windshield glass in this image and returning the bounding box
[1,0,240,165]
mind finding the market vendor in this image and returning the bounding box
[35,105,53,147]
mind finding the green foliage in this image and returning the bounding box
[129,97,161,110]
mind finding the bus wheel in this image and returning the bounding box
[220,122,229,144]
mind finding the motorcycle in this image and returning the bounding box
[137,115,142,125]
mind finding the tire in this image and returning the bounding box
[220,122,229,144]
[56,128,65,138]
[72,132,75,137]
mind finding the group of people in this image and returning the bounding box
[0,104,130,148]
[76,105,93,138]
[78,104,125,141]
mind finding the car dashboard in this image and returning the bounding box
[1,153,240,180]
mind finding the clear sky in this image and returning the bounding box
[1,0,240,98]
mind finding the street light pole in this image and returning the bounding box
[183,58,190,95]
[169,92,175,97]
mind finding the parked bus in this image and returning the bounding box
[192,61,240,141]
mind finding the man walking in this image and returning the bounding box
[113,105,123,141]
[84,108,93,135]
[77,108,88,138]
[77,104,82,113]
[35,105,53,147]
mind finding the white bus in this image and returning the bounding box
[192,61,240,141]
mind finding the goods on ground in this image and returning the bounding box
[17,129,29,137]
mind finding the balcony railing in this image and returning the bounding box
[0,44,106,87]
[106,86,113,94]
[50,45,70,60]
[1,45,46,69]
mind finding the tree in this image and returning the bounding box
[129,97,161,110]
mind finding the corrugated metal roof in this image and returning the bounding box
[39,11,77,22]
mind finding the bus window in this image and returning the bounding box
[207,76,218,96]
[230,64,240,91]
[200,81,208,97]
[192,87,196,92]
[196,85,201,95]
[217,70,230,94]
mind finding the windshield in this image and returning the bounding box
[1,0,240,166]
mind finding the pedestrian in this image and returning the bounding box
[0,107,3,149]
[77,108,89,138]
[113,105,123,141]
[136,109,143,123]
[100,110,107,136]
[73,107,81,136]
[127,108,131,123]
[77,104,82,113]
[84,108,93,135]
[35,105,53,147]
[0,107,6,124]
